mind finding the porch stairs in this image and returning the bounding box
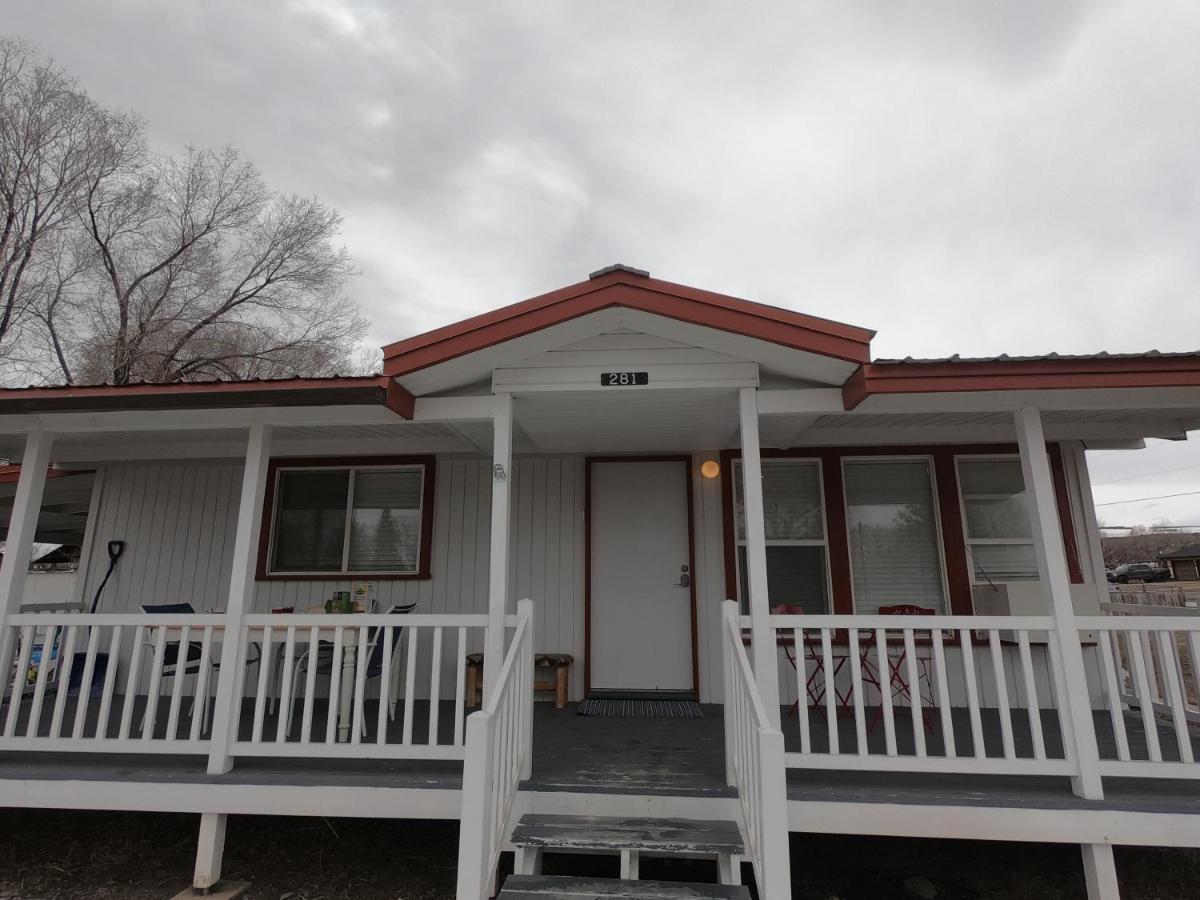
[498,815,750,900]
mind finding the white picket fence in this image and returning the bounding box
[0,613,224,753]
[231,613,489,760]
[721,602,790,900]
[456,600,535,900]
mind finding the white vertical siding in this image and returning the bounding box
[77,457,593,701]
[693,451,729,703]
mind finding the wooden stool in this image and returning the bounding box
[465,652,574,709]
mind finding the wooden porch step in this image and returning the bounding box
[510,815,744,856]
[498,875,751,900]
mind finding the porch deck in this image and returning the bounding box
[2,701,1199,815]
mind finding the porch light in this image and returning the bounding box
[701,460,720,479]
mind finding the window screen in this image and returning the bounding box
[734,459,829,614]
[958,457,1038,583]
[843,459,947,614]
[270,464,427,575]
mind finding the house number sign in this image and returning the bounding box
[600,371,649,386]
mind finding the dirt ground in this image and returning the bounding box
[1,810,1199,899]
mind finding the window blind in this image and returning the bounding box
[348,469,423,572]
[734,460,824,541]
[843,459,947,614]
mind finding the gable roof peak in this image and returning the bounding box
[589,263,650,280]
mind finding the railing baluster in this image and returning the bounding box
[142,625,168,740]
[1018,630,1048,762]
[251,626,274,744]
[1157,630,1193,764]
[793,627,810,753]
[959,629,985,758]
[26,624,60,738]
[821,628,838,755]
[377,625,394,746]
[428,626,444,747]
[402,626,419,745]
[848,628,867,755]
[4,626,35,737]
[275,627,296,744]
[931,628,955,758]
[903,627,925,757]
[1127,629,1162,762]
[71,625,103,739]
[1186,632,1200,716]
[300,626,319,743]
[0,626,15,716]
[96,627,123,741]
[49,625,80,738]
[875,628,896,756]
[325,626,345,745]
[988,630,1015,759]
[454,626,467,747]
[164,625,191,741]
[351,625,369,744]
[190,627,214,742]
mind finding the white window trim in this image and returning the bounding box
[955,453,1037,586]
[266,462,427,577]
[840,454,951,615]
[732,457,834,614]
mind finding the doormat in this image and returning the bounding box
[576,698,703,718]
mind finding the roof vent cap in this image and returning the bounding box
[589,263,650,280]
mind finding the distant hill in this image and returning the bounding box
[1101,532,1200,567]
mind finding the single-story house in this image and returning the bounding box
[2,265,1200,900]
[1160,544,1200,582]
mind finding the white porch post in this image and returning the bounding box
[738,387,781,724]
[192,812,228,891]
[0,431,53,623]
[206,421,272,775]
[484,392,512,701]
[1014,407,1103,800]
[1070,443,1112,608]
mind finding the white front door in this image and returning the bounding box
[589,459,695,694]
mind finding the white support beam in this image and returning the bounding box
[483,392,513,701]
[192,812,228,890]
[206,422,272,775]
[1014,407,1104,800]
[738,387,782,724]
[1082,843,1121,900]
[0,431,54,623]
[1070,443,1112,611]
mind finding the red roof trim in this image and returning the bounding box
[0,466,77,484]
[843,356,1200,409]
[0,376,415,419]
[382,271,875,376]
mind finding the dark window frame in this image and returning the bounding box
[255,455,436,581]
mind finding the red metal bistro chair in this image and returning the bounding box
[773,605,840,717]
[868,604,937,733]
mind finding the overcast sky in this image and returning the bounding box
[8,1,1200,527]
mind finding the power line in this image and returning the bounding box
[1093,463,1200,485]
[1095,490,1200,507]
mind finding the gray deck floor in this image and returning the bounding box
[1,697,1199,814]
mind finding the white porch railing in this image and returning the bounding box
[767,613,1076,775]
[230,613,489,760]
[1081,614,1200,777]
[721,602,790,900]
[456,599,535,900]
[0,613,224,753]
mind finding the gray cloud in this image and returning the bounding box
[7,0,1200,524]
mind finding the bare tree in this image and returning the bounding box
[2,40,368,386]
[0,38,133,356]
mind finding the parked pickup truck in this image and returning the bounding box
[1106,563,1171,584]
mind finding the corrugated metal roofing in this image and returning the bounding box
[873,351,1200,365]
[0,373,382,392]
